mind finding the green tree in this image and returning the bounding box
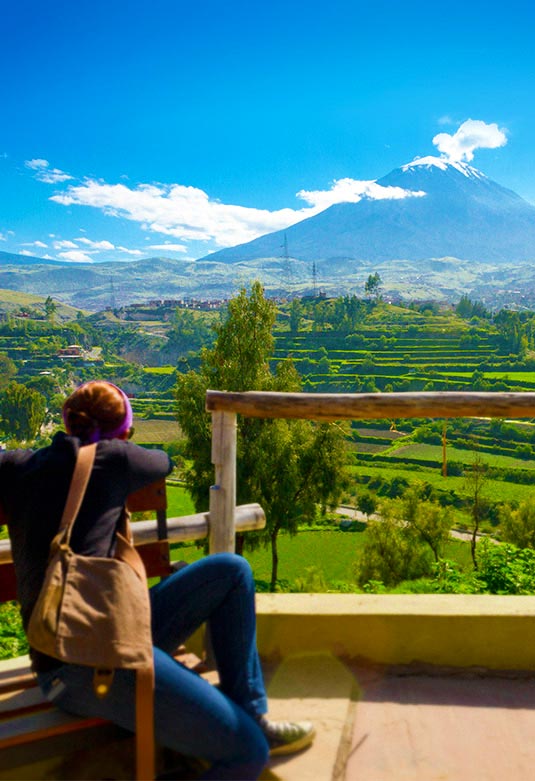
[364,272,382,299]
[501,497,535,549]
[289,299,302,333]
[356,491,376,520]
[0,353,17,390]
[403,487,451,562]
[168,308,214,357]
[44,296,57,321]
[0,382,46,441]
[464,453,488,569]
[354,500,432,587]
[176,282,349,590]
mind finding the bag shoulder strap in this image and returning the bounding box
[58,443,97,541]
[136,666,155,781]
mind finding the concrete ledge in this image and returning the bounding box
[255,594,535,671]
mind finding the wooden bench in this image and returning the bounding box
[0,479,191,780]
[0,464,266,779]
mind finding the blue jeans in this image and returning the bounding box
[37,553,269,780]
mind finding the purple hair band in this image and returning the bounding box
[63,381,134,443]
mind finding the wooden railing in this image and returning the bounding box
[205,389,535,550]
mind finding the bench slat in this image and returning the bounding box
[0,709,107,749]
[0,561,17,602]
[0,686,49,717]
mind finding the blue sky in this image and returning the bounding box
[1,0,535,263]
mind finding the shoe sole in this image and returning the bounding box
[269,727,316,756]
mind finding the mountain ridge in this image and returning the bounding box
[3,157,535,309]
[199,157,535,265]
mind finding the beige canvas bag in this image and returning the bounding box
[27,443,155,781]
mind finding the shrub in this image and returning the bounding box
[0,603,28,659]
[353,502,434,587]
[501,497,535,548]
[476,540,535,594]
[293,566,328,592]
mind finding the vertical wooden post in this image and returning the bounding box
[442,423,448,478]
[209,410,237,553]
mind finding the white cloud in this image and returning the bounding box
[297,178,425,210]
[51,176,425,249]
[117,246,144,255]
[0,232,5,241]
[22,240,48,248]
[20,249,33,256]
[433,119,507,162]
[53,239,78,249]
[75,237,115,250]
[25,159,49,170]
[147,243,188,253]
[58,250,93,262]
[38,169,74,184]
[25,158,73,183]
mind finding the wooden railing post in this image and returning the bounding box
[209,410,237,553]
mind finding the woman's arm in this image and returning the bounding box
[122,441,173,494]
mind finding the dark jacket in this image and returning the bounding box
[0,432,172,670]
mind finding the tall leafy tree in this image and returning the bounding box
[501,497,535,549]
[364,272,382,299]
[44,296,57,321]
[402,487,451,563]
[464,453,489,569]
[354,501,432,587]
[176,282,349,589]
[0,382,46,441]
[0,353,17,390]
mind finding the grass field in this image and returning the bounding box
[166,484,196,516]
[133,419,182,444]
[169,529,473,590]
[442,371,535,382]
[143,366,176,375]
[393,443,535,470]
[0,288,87,318]
[160,483,476,588]
[350,462,535,504]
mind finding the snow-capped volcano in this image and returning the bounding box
[400,155,485,179]
[201,157,535,265]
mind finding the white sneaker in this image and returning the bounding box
[258,716,316,756]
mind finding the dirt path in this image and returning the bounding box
[335,505,498,543]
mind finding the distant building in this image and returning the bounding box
[57,345,83,358]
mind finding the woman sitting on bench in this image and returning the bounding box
[0,380,314,780]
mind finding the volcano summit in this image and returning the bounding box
[201,157,535,266]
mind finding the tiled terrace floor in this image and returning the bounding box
[262,655,535,781]
[346,668,535,781]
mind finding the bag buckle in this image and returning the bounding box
[93,668,115,698]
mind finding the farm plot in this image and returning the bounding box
[133,418,182,444]
[392,443,535,470]
[170,530,367,586]
[169,529,474,591]
[349,463,535,505]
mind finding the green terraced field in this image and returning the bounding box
[394,443,535,470]
[133,418,182,443]
[143,366,176,375]
[169,529,473,590]
[349,462,535,504]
